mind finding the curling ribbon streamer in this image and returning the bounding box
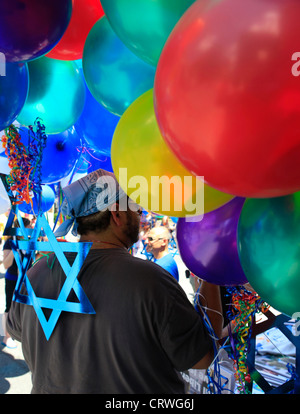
[226,286,269,394]
[1,119,47,206]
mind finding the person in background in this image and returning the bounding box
[146,226,179,282]
[2,217,32,348]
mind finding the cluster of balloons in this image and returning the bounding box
[0,0,116,202]
[152,0,300,316]
[1,0,300,316]
[154,0,300,199]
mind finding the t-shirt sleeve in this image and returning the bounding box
[159,283,213,371]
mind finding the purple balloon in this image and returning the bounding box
[177,197,247,286]
[0,0,72,62]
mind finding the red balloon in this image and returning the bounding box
[155,0,300,198]
[47,0,104,60]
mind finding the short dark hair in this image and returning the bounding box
[14,217,31,228]
[76,209,111,236]
[22,218,31,228]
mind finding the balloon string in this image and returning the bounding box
[194,288,237,394]
[84,146,108,162]
[75,145,110,173]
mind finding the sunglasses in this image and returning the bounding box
[147,237,163,242]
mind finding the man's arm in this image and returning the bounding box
[3,248,14,269]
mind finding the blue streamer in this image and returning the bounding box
[4,205,95,341]
[194,287,234,394]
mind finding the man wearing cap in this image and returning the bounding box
[7,169,222,394]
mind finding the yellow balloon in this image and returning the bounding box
[111,89,233,217]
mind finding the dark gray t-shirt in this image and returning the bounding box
[7,248,212,394]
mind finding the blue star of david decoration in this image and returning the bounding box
[2,184,95,340]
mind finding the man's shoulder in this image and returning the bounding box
[156,253,178,270]
[127,253,168,274]
[117,252,176,282]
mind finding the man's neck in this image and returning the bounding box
[80,233,127,250]
[153,249,169,260]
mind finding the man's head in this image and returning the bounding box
[54,169,142,248]
[77,197,141,247]
[146,226,171,258]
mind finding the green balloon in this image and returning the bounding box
[17,57,85,134]
[100,0,196,66]
[238,193,300,317]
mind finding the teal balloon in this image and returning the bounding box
[238,193,300,317]
[82,17,156,116]
[100,0,196,66]
[17,57,85,134]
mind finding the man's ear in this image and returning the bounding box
[162,238,168,247]
[110,203,122,227]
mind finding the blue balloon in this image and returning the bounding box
[74,86,120,155]
[18,185,55,214]
[0,62,29,131]
[19,127,81,184]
